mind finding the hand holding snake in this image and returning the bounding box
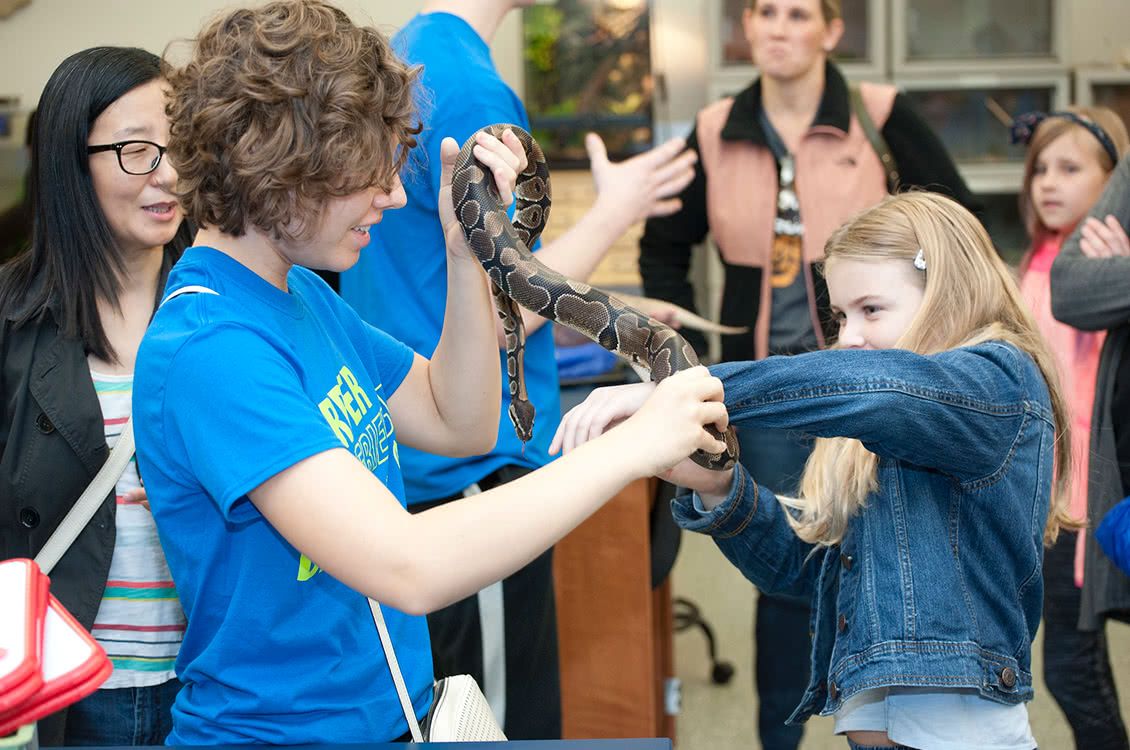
[451,124,739,471]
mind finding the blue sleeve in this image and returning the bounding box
[362,321,414,396]
[1095,495,1130,577]
[711,342,1050,482]
[671,462,825,597]
[160,323,346,523]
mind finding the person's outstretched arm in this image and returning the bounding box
[250,367,727,615]
[554,342,1045,487]
[1050,153,1130,331]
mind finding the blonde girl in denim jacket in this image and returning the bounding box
[553,192,1079,750]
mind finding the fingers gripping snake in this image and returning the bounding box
[451,124,738,471]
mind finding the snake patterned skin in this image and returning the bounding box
[451,124,738,471]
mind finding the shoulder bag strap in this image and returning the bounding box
[850,84,899,193]
[34,418,134,575]
[369,598,425,742]
[34,284,220,574]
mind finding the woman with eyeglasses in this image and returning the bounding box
[0,47,190,747]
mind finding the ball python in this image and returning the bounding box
[451,124,738,471]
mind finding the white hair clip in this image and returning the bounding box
[913,248,927,272]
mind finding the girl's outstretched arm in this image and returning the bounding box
[711,342,1046,483]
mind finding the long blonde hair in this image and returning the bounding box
[781,192,1078,547]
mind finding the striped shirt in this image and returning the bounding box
[90,369,185,688]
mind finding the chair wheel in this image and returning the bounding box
[711,661,735,685]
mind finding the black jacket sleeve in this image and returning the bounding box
[638,125,711,356]
[883,93,983,222]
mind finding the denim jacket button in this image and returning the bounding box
[828,680,838,700]
[840,553,853,570]
[36,413,55,434]
[838,614,848,632]
[1000,667,1017,688]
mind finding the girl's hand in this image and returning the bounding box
[550,381,656,455]
[1079,215,1130,258]
[438,128,529,261]
[616,367,729,479]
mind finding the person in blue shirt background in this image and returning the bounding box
[339,0,700,738]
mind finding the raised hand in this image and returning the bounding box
[586,132,697,223]
[1079,214,1130,258]
[438,128,528,260]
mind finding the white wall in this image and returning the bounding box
[2,0,1127,138]
[0,1,524,121]
[1069,0,1130,67]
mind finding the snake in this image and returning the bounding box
[451,124,739,472]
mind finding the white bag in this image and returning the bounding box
[422,674,507,742]
[368,599,506,742]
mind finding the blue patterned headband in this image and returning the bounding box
[1010,111,1120,165]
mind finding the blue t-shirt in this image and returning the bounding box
[134,247,432,744]
[339,11,561,503]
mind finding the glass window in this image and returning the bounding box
[903,85,1054,163]
[1091,84,1130,139]
[978,192,1027,267]
[523,0,653,166]
[903,0,1054,61]
[719,0,870,66]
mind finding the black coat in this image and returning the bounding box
[1,298,116,745]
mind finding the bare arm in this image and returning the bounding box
[249,367,728,615]
[498,133,698,343]
[389,131,523,456]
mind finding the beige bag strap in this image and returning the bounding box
[369,598,425,742]
[34,419,134,574]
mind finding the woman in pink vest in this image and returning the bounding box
[638,2,975,748]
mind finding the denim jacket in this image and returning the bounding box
[672,341,1055,724]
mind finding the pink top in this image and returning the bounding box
[1019,234,1105,586]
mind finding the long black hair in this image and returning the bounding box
[0,47,191,362]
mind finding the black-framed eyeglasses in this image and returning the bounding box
[86,140,168,175]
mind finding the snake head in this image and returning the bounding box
[508,398,537,444]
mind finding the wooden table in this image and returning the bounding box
[554,477,675,742]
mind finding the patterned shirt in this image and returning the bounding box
[90,369,185,688]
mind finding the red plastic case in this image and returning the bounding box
[0,560,112,737]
